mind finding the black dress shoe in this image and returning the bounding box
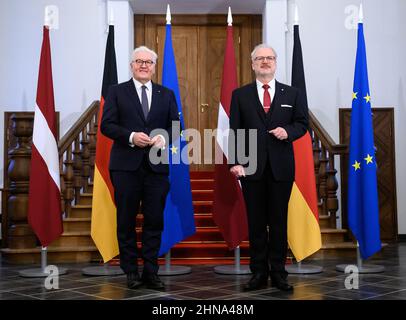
[271,277,293,292]
[127,272,143,289]
[142,274,165,290]
[244,274,268,291]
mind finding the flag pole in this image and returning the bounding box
[336,242,384,273]
[212,7,251,276]
[19,246,67,277]
[335,4,384,275]
[82,7,123,277]
[214,246,251,275]
[158,250,192,276]
[286,260,323,274]
[19,7,67,278]
[286,4,322,275]
[157,5,193,276]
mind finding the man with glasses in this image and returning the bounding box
[229,44,308,292]
[101,46,179,290]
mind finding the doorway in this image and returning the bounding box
[134,14,262,170]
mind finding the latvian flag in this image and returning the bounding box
[28,26,63,247]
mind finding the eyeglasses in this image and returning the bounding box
[254,56,276,62]
[133,59,155,66]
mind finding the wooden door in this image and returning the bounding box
[135,14,262,170]
[339,108,398,241]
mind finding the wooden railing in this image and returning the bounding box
[59,101,99,217]
[309,110,348,228]
[2,103,347,250]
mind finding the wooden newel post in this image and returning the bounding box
[7,113,37,249]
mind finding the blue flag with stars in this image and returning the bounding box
[159,23,196,256]
[348,22,381,259]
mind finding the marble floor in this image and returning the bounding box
[1,243,405,301]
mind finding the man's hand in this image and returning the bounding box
[230,165,246,178]
[150,135,165,149]
[269,127,288,140]
[132,132,151,148]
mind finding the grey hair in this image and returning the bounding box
[131,46,158,63]
[251,44,278,61]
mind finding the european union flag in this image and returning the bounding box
[159,23,196,256]
[348,22,381,259]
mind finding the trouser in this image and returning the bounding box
[241,164,293,279]
[110,159,169,275]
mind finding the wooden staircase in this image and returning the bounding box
[1,105,359,264]
[2,171,356,264]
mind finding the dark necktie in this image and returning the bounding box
[141,85,149,119]
[263,84,271,113]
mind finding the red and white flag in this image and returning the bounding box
[27,26,62,247]
[212,11,248,249]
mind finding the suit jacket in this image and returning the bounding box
[229,80,308,181]
[101,79,179,174]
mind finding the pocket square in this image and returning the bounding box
[281,104,293,108]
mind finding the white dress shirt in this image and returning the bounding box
[256,78,276,107]
[133,78,152,111]
[129,78,165,149]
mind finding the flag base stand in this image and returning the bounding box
[286,261,323,274]
[158,251,191,276]
[336,244,385,274]
[19,267,68,278]
[19,247,68,278]
[335,264,384,273]
[214,247,251,275]
[82,265,124,276]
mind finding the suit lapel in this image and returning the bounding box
[269,80,285,118]
[125,79,146,122]
[249,81,267,124]
[147,82,161,122]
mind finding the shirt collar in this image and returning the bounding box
[256,78,275,90]
[132,78,152,91]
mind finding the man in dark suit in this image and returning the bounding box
[229,44,308,291]
[101,46,179,290]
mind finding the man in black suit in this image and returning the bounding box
[229,44,308,291]
[101,46,179,290]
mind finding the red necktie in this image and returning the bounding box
[263,84,271,113]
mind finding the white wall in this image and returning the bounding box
[263,0,288,83]
[1,0,405,234]
[264,0,406,233]
[0,0,134,190]
[108,0,134,82]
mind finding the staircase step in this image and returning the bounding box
[49,231,95,247]
[320,228,348,243]
[190,179,214,190]
[70,205,92,218]
[307,242,358,259]
[192,190,213,201]
[0,246,101,264]
[194,213,216,227]
[63,217,91,232]
[78,193,93,205]
[158,257,250,265]
[193,201,213,213]
[190,171,214,179]
[169,241,250,258]
[184,228,224,241]
[318,214,331,228]
[135,213,217,228]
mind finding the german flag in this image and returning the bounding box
[287,24,322,261]
[90,25,119,262]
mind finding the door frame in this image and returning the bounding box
[339,107,398,241]
[134,14,262,86]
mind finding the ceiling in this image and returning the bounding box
[127,0,266,14]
